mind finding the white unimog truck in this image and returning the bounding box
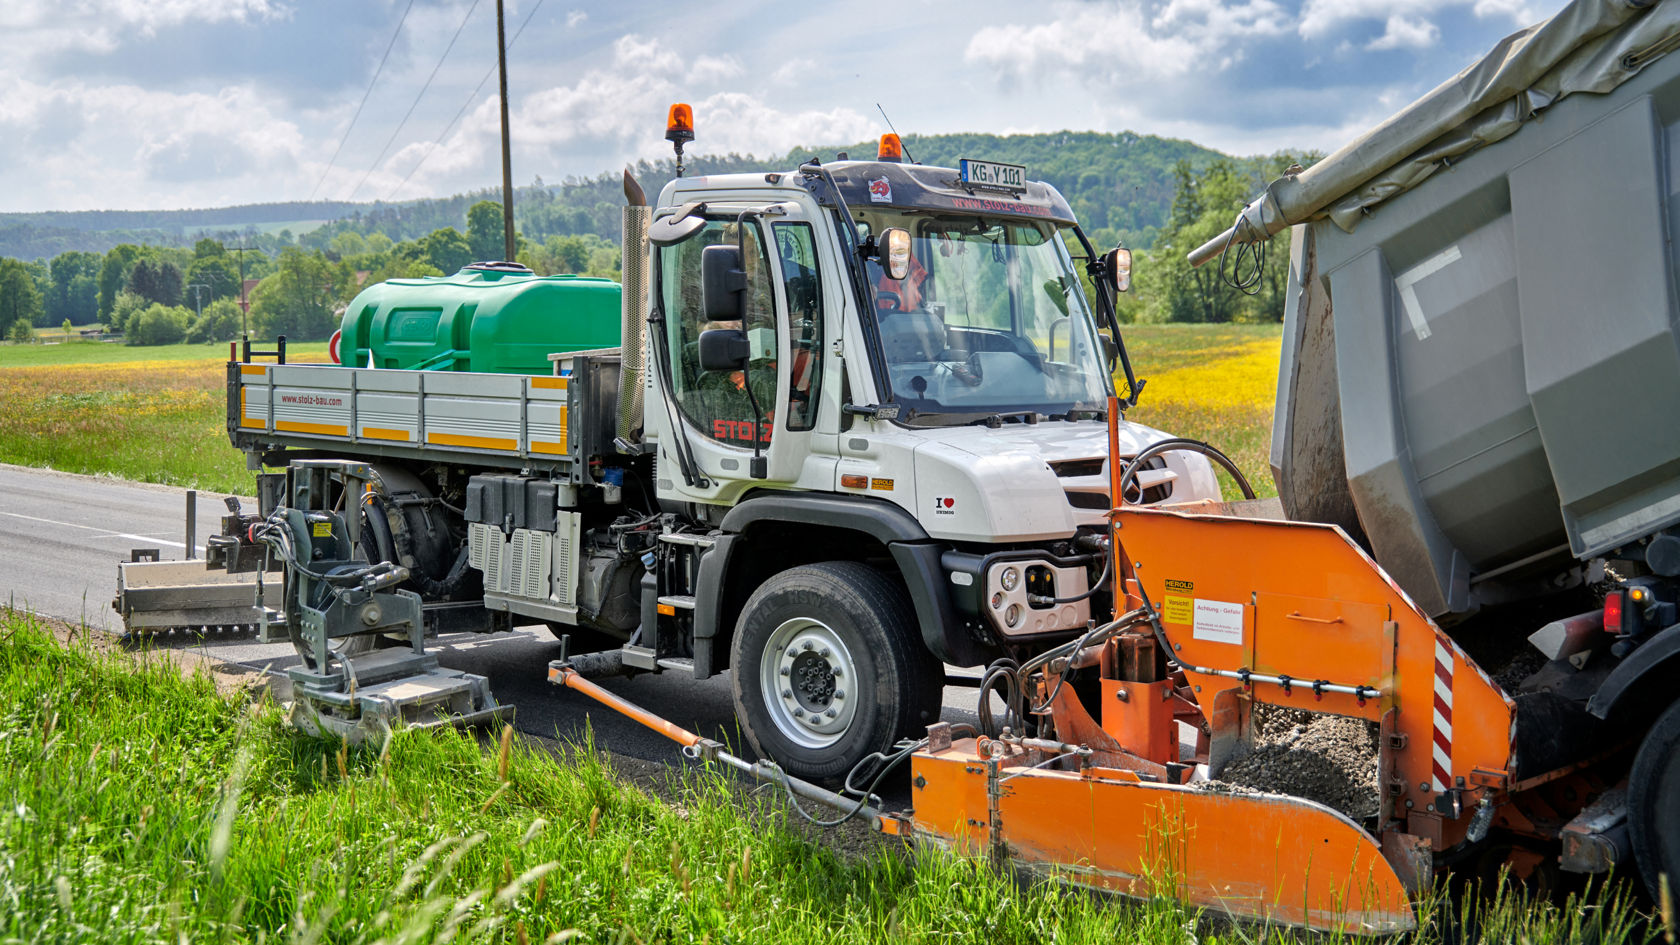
[163,116,1225,781]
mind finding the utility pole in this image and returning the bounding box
[187,283,209,325]
[237,241,250,343]
[496,0,516,262]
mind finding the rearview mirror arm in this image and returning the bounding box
[1072,226,1144,409]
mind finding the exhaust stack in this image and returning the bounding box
[617,168,650,449]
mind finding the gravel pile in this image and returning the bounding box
[1199,706,1381,821]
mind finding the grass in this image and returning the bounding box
[0,608,1660,944]
[0,341,330,493]
[1122,323,1284,500]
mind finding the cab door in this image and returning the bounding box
[654,211,817,499]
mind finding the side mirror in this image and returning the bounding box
[701,245,746,320]
[1105,247,1133,293]
[879,227,912,281]
[698,328,749,372]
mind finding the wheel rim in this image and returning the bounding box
[759,617,860,750]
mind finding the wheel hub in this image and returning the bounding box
[760,617,859,749]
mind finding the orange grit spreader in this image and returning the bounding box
[551,402,1646,934]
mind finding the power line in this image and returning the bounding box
[345,0,484,201]
[384,0,545,202]
[307,0,416,202]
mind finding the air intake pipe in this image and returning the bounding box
[617,168,650,449]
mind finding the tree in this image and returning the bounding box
[8,319,33,344]
[48,250,102,326]
[0,258,43,339]
[97,244,142,321]
[107,290,149,335]
[185,298,243,344]
[185,253,240,302]
[125,303,191,346]
[249,248,341,341]
[193,238,226,259]
[422,227,472,274]
[62,318,72,337]
[127,258,184,307]
[467,200,508,262]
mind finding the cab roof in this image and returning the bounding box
[663,160,1078,226]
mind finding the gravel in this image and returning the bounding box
[1199,705,1381,822]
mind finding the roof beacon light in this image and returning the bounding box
[665,104,695,144]
[666,103,695,177]
[877,133,904,163]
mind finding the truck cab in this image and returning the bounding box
[634,148,1222,776]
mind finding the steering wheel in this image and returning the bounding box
[875,290,902,314]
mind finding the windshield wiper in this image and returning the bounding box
[968,411,1041,429]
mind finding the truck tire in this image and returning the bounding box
[1630,698,1680,896]
[729,561,943,784]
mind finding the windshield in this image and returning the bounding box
[851,208,1111,425]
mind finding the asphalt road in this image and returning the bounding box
[0,462,981,776]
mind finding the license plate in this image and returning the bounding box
[959,158,1027,192]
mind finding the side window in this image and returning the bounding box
[658,220,778,447]
[774,222,823,431]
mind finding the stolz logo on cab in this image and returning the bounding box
[714,419,771,444]
[932,496,956,516]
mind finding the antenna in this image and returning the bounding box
[875,104,916,164]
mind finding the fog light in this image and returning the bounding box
[1001,567,1020,592]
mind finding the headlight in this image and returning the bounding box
[1001,567,1020,592]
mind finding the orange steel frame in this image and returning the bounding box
[898,402,1540,932]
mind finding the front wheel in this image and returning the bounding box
[729,562,943,784]
[1630,698,1680,896]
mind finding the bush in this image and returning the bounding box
[125,303,191,346]
[8,319,34,343]
[185,298,243,344]
[106,289,148,335]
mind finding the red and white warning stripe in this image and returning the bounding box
[1432,640,1454,793]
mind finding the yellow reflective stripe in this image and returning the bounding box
[531,376,568,390]
[362,426,412,442]
[276,420,349,436]
[427,431,517,451]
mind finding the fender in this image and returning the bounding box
[689,493,997,677]
[1588,622,1680,719]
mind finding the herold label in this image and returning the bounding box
[1192,599,1245,645]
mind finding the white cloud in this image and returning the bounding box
[565,9,587,28]
[1299,0,1536,41]
[965,0,1286,85]
[380,34,873,200]
[1367,14,1441,50]
[0,72,309,210]
[0,0,288,62]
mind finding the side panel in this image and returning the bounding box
[1511,95,1680,556]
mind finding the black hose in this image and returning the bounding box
[1118,437,1256,502]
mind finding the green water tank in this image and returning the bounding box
[337,264,622,374]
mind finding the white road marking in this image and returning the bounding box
[0,509,187,549]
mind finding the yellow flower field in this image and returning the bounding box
[1121,326,1283,500]
[0,329,1284,499]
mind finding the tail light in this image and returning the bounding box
[1603,589,1625,634]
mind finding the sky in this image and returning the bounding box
[0,0,1558,213]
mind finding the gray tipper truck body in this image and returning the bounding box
[1193,0,1680,621]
